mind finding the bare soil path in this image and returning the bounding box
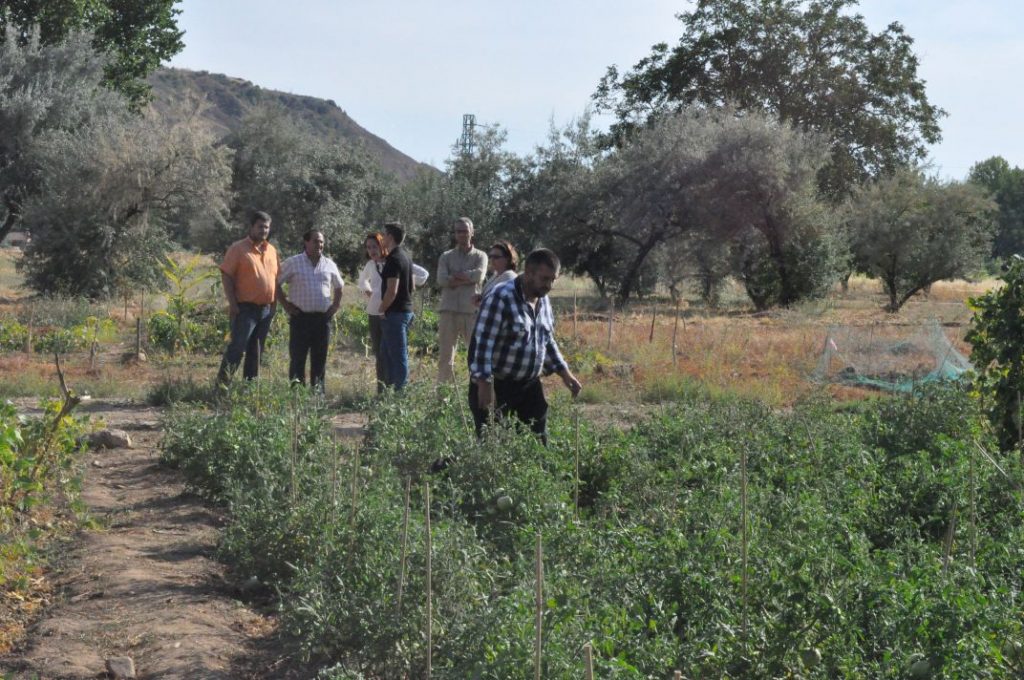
[1,400,366,680]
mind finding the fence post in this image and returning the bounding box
[583,642,594,680]
[534,532,544,680]
[425,481,433,680]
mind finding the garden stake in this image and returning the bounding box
[425,481,433,680]
[24,309,33,354]
[574,409,581,522]
[397,477,411,613]
[583,642,593,679]
[671,302,680,368]
[674,672,682,680]
[573,288,578,340]
[969,443,978,563]
[740,446,749,656]
[534,532,544,680]
[290,396,299,508]
[349,440,362,535]
[607,299,614,351]
[942,498,958,574]
[649,304,656,343]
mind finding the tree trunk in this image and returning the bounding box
[0,195,21,246]
[615,234,662,303]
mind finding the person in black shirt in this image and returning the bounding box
[378,222,415,389]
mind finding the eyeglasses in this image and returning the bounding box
[488,253,506,259]
[454,230,471,235]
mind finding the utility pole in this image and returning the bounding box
[458,113,476,157]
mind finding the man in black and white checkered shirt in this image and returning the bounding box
[277,229,344,392]
[468,248,582,444]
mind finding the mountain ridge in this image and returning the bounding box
[148,67,437,182]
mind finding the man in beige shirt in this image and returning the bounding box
[436,216,487,384]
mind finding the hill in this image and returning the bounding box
[148,68,436,182]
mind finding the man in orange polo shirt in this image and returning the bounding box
[216,211,280,384]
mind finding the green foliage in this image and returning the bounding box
[146,255,225,354]
[18,106,232,297]
[1,398,87,532]
[968,156,1024,262]
[162,381,1024,678]
[0,28,127,245]
[593,0,944,197]
[0,0,184,108]
[32,316,116,354]
[966,257,1024,451]
[846,170,996,312]
[206,105,388,273]
[0,315,28,351]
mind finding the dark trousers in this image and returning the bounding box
[368,314,385,393]
[468,376,549,446]
[289,311,331,390]
[218,303,274,383]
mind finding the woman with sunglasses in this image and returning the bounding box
[358,232,428,391]
[475,240,519,306]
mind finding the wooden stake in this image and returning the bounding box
[969,444,977,564]
[606,299,614,352]
[673,672,683,680]
[534,532,543,680]
[740,445,749,655]
[942,498,958,574]
[573,288,578,340]
[648,304,656,343]
[583,642,594,680]
[671,303,680,368]
[397,477,411,613]
[574,409,581,522]
[135,317,142,356]
[425,481,432,680]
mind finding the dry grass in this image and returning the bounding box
[554,274,995,407]
[0,257,999,407]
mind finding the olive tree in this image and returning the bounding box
[210,105,389,273]
[18,108,232,297]
[545,107,843,306]
[0,28,126,245]
[846,170,995,312]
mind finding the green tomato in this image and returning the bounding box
[909,658,931,679]
[496,495,513,511]
[800,647,821,668]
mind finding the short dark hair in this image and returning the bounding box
[524,248,560,273]
[303,229,324,242]
[251,210,272,226]
[383,221,405,245]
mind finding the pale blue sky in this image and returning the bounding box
[168,1,1023,179]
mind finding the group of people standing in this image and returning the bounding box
[216,211,581,443]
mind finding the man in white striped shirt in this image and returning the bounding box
[276,229,344,392]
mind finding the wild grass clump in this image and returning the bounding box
[161,380,1024,678]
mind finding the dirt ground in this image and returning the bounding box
[1,400,365,680]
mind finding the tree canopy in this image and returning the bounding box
[968,156,1024,261]
[0,28,127,245]
[593,0,944,198]
[0,0,184,108]
[846,170,995,312]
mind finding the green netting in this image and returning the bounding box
[811,319,972,393]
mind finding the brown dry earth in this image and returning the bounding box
[1,400,366,680]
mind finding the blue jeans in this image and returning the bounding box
[218,303,274,383]
[380,311,414,390]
